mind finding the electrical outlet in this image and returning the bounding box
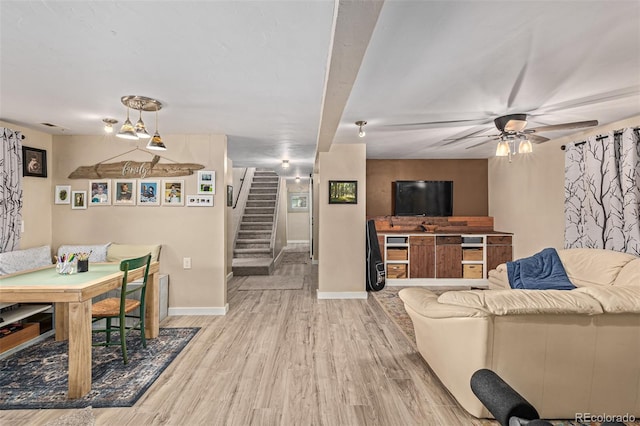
[183,257,191,269]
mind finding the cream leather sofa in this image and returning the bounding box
[398,248,640,419]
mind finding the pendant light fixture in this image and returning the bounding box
[115,96,164,147]
[518,138,533,154]
[355,120,367,137]
[147,107,167,151]
[295,176,300,183]
[282,160,290,169]
[102,118,118,133]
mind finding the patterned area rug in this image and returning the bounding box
[0,327,199,410]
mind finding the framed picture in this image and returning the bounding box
[328,180,357,204]
[138,179,160,206]
[288,192,309,212]
[162,179,185,206]
[89,180,111,206]
[55,185,71,204]
[113,179,136,205]
[71,191,87,210]
[227,185,233,207]
[186,195,214,207]
[22,146,47,178]
[197,170,215,194]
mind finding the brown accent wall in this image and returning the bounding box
[366,159,488,217]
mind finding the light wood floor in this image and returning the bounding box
[1,254,497,426]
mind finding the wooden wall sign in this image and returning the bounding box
[68,155,204,179]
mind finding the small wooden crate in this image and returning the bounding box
[463,248,483,261]
[387,264,408,279]
[0,323,39,353]
[463,264,483,279]
[387,248,408,261]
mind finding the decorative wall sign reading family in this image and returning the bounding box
[55,171,217,209]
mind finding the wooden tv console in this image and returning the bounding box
[372,216,512,287]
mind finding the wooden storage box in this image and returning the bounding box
[463,264,483,279]
[463,248,483,261]
[387,248,408,261]
[0,323,39,353]
[387,264,408,279]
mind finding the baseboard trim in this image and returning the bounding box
[226,271,233,282]
[287,240,309,244]
[168,304,229,316]
[316,291,368,300]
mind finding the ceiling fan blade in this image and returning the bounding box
[503,119,528,133]
[526,120,598,133]
[527,134,550,143]
[507,62,528,109]
[537,86,640,114]
[442,133,499,141]
[441,128,497,146]
[465,137,501,149]
[383,118,489,129]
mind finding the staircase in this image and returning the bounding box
[232,169,279,275]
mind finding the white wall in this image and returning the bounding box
[286,180,310,243]
[489,115,640,259]
[318,144,366,297]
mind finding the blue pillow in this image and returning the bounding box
[507,248,575,290]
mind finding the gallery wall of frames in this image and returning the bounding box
[54,171,219,209]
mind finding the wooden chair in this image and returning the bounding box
[91,253,152,364]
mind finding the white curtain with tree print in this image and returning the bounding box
[565,128,640,255]
[0,127,23,252]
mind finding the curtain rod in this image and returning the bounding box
[560,127,640,150]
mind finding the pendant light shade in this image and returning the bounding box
[518,138,533,154]
[116,108,139,140]
[146,108,166,150]
[495,141,510,157]
[355,120,367,138]
[135,110,151,139]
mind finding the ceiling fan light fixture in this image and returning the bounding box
[355,120,367,138]
[518,138,533,154]
[495,141,510,157]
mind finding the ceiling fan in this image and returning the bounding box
[442,113,599,156]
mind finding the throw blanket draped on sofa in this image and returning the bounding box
[506,247,575,290]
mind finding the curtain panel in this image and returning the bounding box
[0,127,23,252]
[565,128,640,255]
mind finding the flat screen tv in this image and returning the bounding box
[394,180,453,216]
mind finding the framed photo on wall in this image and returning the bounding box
[22,146,47,178]
[227,185,233,207]
[162,179,185,206]
[138,179,160,206]
[71,191,87,210]
[197,170,215,194]
[55,185,71,204]
[288,192,309,212]
[113,179,136,205]
[89,180,111,206]
[328,180,357,204]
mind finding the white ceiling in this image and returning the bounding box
[1,1,639,179]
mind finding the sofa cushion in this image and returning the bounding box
[575,286,640,313]
[438,289,604,315]
[558,248,637,287]
[57,243,111,262]
[0,245,52,275]
[107,244,161,262]
[398,288,490,318]
[614,258,640,286]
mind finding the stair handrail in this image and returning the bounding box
[270,174,281,257]
[231,168,256,255]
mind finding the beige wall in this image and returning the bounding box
[226,159,233,278]
[489,115,640,260]
[366,159,488,217]
[312,173,320,262]
[286,181,310,242]
[51,134,229,312]
[0,121,53,251]
[274,177,288,258]
[318,144,366,295]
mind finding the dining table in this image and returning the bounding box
[0,261,160,398]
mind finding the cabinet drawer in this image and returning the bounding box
[436,235,462,245]
[0,323,39,353]
[463,264,483,279]
[462,248,483,261]
[387,264,408,279]
[387,248,408,261]
[487,235,512,245]
[409,235,435,246]
[387,236,408,244]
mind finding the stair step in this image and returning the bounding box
[235,238,270,244]
[234,248,273,258]
[242,214,274,222]
[250,187,278,194]
[245,207,275,215]
[246,200,276,207]
[252,176,279,182]
[235,242,271,249]
[248,194,277,200]
[240,222,273,230]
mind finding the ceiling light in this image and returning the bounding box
[295,176,300,183]
[102,118,118,133]
[518,138,533,154]
[116,107,139,140]
[282,160,290,169]
[146,107,166,151]
[355,120,367,137]
[134,110,151,139]
[495,140,510,157]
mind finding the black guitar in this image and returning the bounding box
[365,219,386,291]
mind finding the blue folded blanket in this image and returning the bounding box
[506,248,575,290]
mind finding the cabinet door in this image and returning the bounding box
[377,235,386,263]
[410,236,435,278]
[486,245,512,271]
[436,245,462,278]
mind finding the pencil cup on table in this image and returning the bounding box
[56,256,77,275]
